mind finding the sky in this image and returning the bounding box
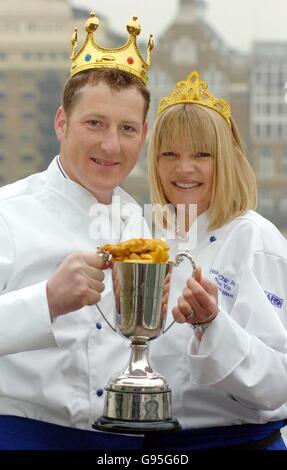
[71,0,287,52]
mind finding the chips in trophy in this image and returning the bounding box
[93,239,196,433]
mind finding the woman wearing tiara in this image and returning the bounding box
[146,71,287,450]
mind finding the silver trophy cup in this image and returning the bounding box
[94,250,196,434]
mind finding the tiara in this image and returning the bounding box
[157,71,231,125]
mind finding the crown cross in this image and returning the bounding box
[70,12,154,85]
[157,71,231,126]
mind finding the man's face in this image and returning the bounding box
[55,81,147,203]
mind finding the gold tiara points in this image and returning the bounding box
[157,71,231,125]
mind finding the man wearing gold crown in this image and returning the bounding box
[0,13,153,449]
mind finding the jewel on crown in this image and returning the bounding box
[70,12,154,85]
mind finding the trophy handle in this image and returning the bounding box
[174,249,196,271]
[95,304,117,333]
[163,249,197,334]
[95,249,117,333]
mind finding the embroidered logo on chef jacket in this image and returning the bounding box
[264,291,284,309]
[209,268,236,299]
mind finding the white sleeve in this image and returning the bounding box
[187,252,287,411]
[0,215,58,356]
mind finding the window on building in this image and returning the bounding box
[256,124,266,140]
[172,38,198,65]
[21,133,34,143]
[279,191,287,215]
[23,52,33,61]
[21,112,34,119]
[282,147,287,174]
[21,155,34,163]
[49,52,57,61]
[258,189,274,216]
[23,72,34,80]
[22,92,35,100]
[271,124,279,139]
[279,71,283,87]
[266,124,271,138]
[258,147,275,177]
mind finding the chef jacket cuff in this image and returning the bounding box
[187,309,251,386]
[0,281,58,356]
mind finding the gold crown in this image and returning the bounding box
[70,12,154,85]
[157,71,231,126]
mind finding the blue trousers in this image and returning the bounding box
[0,415,286,450]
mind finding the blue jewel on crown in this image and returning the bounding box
[85,54,92,62]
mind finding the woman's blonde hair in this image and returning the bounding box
[148,103,257,230]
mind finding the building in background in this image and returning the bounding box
[0,0,71,184]
[250,42,287,231]
[0,0,286,233]
[149,0,250,145]
[0,0,119,185]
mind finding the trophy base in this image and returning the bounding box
[93,416,181,434]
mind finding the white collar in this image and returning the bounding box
[56,156,69,179]
[45,156,142,221]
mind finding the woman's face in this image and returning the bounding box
[158,144,214,217]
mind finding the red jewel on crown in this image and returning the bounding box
[127,57,134,65]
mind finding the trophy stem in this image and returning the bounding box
[123,340,153,376]
[94,339,181,433]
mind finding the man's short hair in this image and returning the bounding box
[62,68,150,121]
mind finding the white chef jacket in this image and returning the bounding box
[149,211,287,429]
[0,158,287,431]
[0,157,148,429]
